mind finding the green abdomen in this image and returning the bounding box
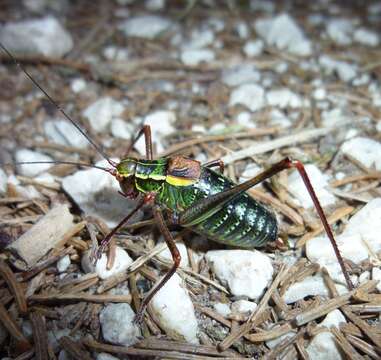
[158,167,278,248]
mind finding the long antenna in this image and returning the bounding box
[0,42,115,167]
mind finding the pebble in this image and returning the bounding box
[145,0,165,11]
[235,21,249,38]
[231,300,257,314]
[238,163,262,184]
[7,175,41,199]
[266,88,303,108]
[83,97,125,132]
[0,168,7,194]
[319,55,357,82]
[149,273,198,344]
[213,303,231,317]
[229,84,265,112]
[184,29,215,49]
[103,46,129,62]
[158,242,190,268]
[255,13,312,56]
[287,164,336,209]
[282,274,347,304]
[222,64,261,87]
[82,246,132,280]
[97,353,120,360]
[15,149,54,177]
[135,110,176,155]
[119,15,173,39]
[180,48,215,66]
[236,111,256,129]
[100,303,141,346]
[0,16,73,57]
[44,119,89,149]
[326,18,354,45]
[321,108,347,126]
[243,39,264,57]
[341,137,381,170]
[62,159,143,227]
[306,310,346,360]
[206,250,273,300]
[70,78,87,93]
[110,118,134,140]
[269,109,291,127]
[57,255,71,273]
[372,267,381,292]
[353,28,379,46]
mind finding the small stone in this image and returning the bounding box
[239,163,262,184]
[0,16,73,57]
[70,78,87,93]
[82,246,132,280]
[353,28,379,46]
[312,88,326,101]
[100,303,141,346]
[97,353,120,360]
[229,84,265,112]
[145,0,165,11]
[222,64,261,87]
[184,29,215,49]
[269,109,291,127]
[255,13,312,56]
[319,55,357,82]
[103,46,129,62]
[266,88,303,108]
[135,111,176,155]
[231,300,257,314]
[62,159,143,227]
[359,271,370,283]
[213,303,231,317]
[326,18,353,46]
[15,149,54,177]
[206,250,273,300]
[149,273,198,344]
[57,255,70,273]
[321,108,347,126]
[119,15,172,39]
[341,137,381,170]
[180,48,215,66]
[44,119,89,149]
[110,118,134,140]
[236,111,256,129]
[372,267,381,292]
[83,97,125,132]
[243,39,264,57]
[287,164,336,209]
[159,242,190,268]
[235,21,249,38]
[0,168,7,194]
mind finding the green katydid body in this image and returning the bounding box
[116,156,278,248]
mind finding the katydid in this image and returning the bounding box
[0,42,353,323]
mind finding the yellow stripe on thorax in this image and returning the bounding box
[166,175,197,186]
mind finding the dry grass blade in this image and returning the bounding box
[0,259,27,314]
[346,333,381,359]
[331,327,363,360]
[265,328,305,360]
[246,323,294,342]
[30,312,48,360]
[29,293,131,304]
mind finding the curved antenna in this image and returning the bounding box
[1,161,114,173]
[0,42,116,168]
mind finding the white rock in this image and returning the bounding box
[100,303,141,346]
[287,164,336,209]
[319,55,357,82]
[145,0,165,11]
[372,267,381,292]
[44,119,89,149]
[269,109,291,127]
[231,300,257,314]
[7,175,41,199]
[213,303,231,317]
[0,168,7,194]
[83,97,125,132]
[184,29,215,49]
[239,163,262,183]
[135,111,176,155]
[97,354,120,360]
[359,271,370,283]
[15,149,54,177]
[149,273,198,344]
[82,246,132,280]
[119,15,172,39]
[159,242,190,268]
[110,118,134,140]
[103,46,129,62]
[266,329,296,349]
[57,255,70,273]
[313,88,326,101]
[206,250,273,300]
[0,16,73,57]
[222,64,261,87]
[70,78,87,93]
[266,88,302,108]
[236,111,256,129]
[62,159,143,227]
[255,14,312,56]
[180,48,215,66]
[235,21,249,38]
[282,274,347,304]
[326,18,354,45]
[306,310,346,360]
[353,28,379,46]
[321,108,347,126]
[243,39,264,57]
[341,137,381,170]
[229,84,265,112]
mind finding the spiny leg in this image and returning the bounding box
[93,198,145,262]
[135,203,181,323]
[204,159,225,173]
[125,124,153,160]
[179,157,353,290]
